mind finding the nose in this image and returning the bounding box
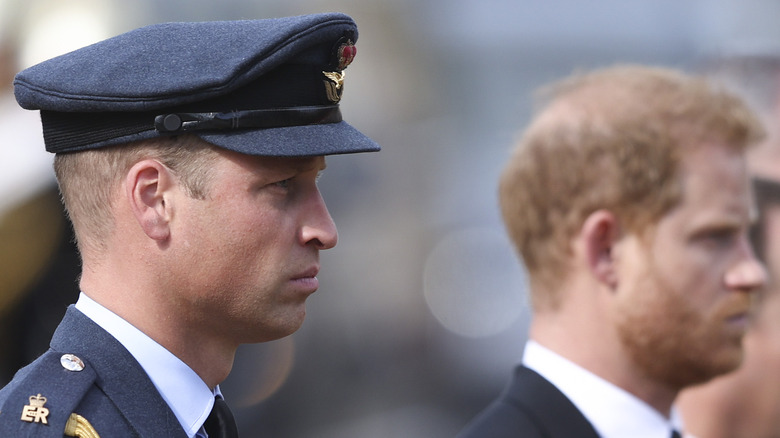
[724,237,767,293]
[300,189,338,250]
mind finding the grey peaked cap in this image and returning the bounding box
[14,12,380,156]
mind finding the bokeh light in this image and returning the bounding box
[424,227,528,338]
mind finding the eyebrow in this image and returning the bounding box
[291,156,327,173]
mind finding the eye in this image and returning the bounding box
[273,177,294,189]
[698,228,739,247]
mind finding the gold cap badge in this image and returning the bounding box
[323,71,346,103]
[322,39,356,103]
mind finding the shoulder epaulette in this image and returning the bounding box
[0,350,100,437]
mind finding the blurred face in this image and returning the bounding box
[613,143,766,390]
[761,203,780,288]
[170,150,337,343]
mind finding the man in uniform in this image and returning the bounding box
[0,12,378,437]
[457,65,767,438]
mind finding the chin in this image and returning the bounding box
[684,347,745,387]
[714,347,746,375]
[242,313,307,344]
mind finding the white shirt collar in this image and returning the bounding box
[75,293,217,438]
[522,340,683,438]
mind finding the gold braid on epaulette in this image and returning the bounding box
[64,413,100,438]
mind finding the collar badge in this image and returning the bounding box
[21,394,49,424]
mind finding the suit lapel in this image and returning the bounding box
[505,366,601,438]
[51,306,188,438]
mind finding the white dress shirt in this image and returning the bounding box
[523,340,683,438]
[76,293,218,438]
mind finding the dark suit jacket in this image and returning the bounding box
[0,305,188,437]
[457,365,601,438]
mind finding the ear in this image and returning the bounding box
[580,209,621,289]
[126,159,174,242]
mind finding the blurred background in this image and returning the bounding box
[1,0,779,436]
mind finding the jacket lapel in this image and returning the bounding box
[505,366,601,438]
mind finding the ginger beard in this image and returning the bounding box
[614,252,753,390]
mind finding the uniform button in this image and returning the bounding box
[60,354,85,371]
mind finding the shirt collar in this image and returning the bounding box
[522,340,683,438]
[76,292,217,438]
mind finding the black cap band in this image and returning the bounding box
[41,105,343,153]
[154,105,342,133]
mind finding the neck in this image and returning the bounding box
[80,268,237,389]
[530,294,677,418]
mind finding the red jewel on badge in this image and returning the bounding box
[337,42,356,70]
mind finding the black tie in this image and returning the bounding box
[204,397,239,438]
[671,430,682,438]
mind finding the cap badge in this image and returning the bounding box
[336,40,356,70]
[323,71,346,103]
[21,394,49,424]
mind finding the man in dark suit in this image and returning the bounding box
[0,13,378,437]
[457,65,767,438]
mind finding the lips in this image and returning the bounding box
[719,301,755,335]
[290,266,320,293]
[293,266,320,280]
[724,311,750,324]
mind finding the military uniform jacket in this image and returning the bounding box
[0,305,188,437]
[456,366,600,438]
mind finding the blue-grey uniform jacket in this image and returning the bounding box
[456,366,600,438]
[0,305,187,437]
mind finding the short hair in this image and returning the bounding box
[500,65,765,305]
[54,134,219,257]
